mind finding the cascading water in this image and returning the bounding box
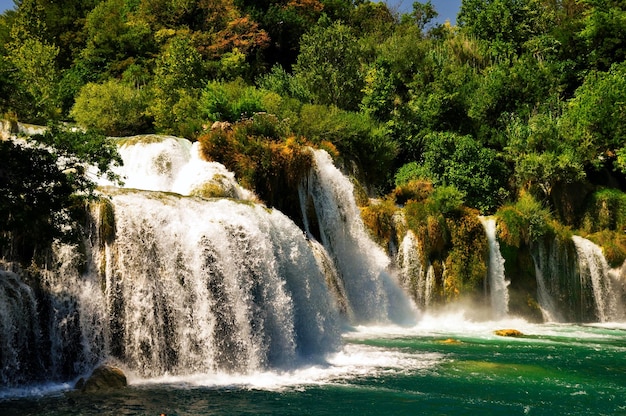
[95,191,340,376]
[479,217,509,319]
[571,236,625,322]
[97,135,255,200]
[397,231,434,309]
[0,136,343,386]
[0,270,42,386]
[298,149,417,325]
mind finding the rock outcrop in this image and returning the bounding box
[75,365,127,393]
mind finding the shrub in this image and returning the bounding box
[202,80,267,123]
[360,198,399,248]
[580,188,626,233]
[496,192,556,247]
[393,179,434,205]
[198,117,313,212]
[71,79,150,136]
[443,209,488,301]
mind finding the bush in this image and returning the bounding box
[495,192,556,247]
[71,79,150,136]
[198,117,313,213]
[580,188,626,233]
[393,179,434,205]
[418,131,509,213]
[443,209,488,301]
[202,80,267,123]
[360,198,399,248]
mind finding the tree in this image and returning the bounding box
[505,112,585,200]
[0,126,121,263]
[410,1,438,31]
[71,79,151,136]
[560,62,626,174]
[6,0,61,122]
[293,19,364,111]
[149,34,205,136]
[458,0,555,55]
[415,132,509,213]
[79,0,155,79]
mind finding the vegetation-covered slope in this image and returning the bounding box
[1,0,625,317]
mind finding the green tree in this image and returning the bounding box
[293,19,364,111]
[409,1,438,31]
[576,0,626,70]
[0,126,121,263]
[416,132,509,213]
[6,0,61,122]
[149,34,205,136]
[71,79,151,136]
[505,112,585,200]
[79,0,155,79]
[560,62,626,173]
[458,0,555,55]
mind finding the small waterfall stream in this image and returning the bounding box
[572,236,624,322]
[397,231,434,309]
[298,149,417,325]
[479,217,509,319]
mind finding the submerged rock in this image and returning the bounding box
[494,329,524,337]
[75,365,127,393]
[437,338,462,344]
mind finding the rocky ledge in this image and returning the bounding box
[75,365,128,393]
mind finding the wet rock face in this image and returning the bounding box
[75,365,127,393]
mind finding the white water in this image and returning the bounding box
[97,135,255,200]
[0,270,41,386]
[572,236,624,322]
[0,137,422,389]
[5,134,626,395]
[397,231,434,308]
[532,239,569,322]
[533,258,561,323]
[97,192,340,376]
[479,217,509,319]
[299,149,418,325]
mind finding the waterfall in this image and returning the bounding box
[532,255,561,323]
[96,135,255,200]
[0,270,42,386]
[298,149,417,325]
[94,191,340,376]
[397,231,433,309]
[1,136,345,386]
[479,217,509,319]
[572,236,624,322]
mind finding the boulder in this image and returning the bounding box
[437,338,462,344]
[494,329,524,337]
[75,365,127,393]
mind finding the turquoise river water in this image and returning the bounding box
[1,314,625,416]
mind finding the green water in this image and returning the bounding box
[2,318,625,415]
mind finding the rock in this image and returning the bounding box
[210,121,231,131]
[76,365,127,393]
[494,329,524,337]
[437,338,462,344]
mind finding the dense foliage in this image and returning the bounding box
[0,125,121,262]
[1,0,625,280]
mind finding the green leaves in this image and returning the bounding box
[71,79,150,137]
[416,132,509,213]
[0,126,122,261]
[560,62,626,170]
[293,20,364,111]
